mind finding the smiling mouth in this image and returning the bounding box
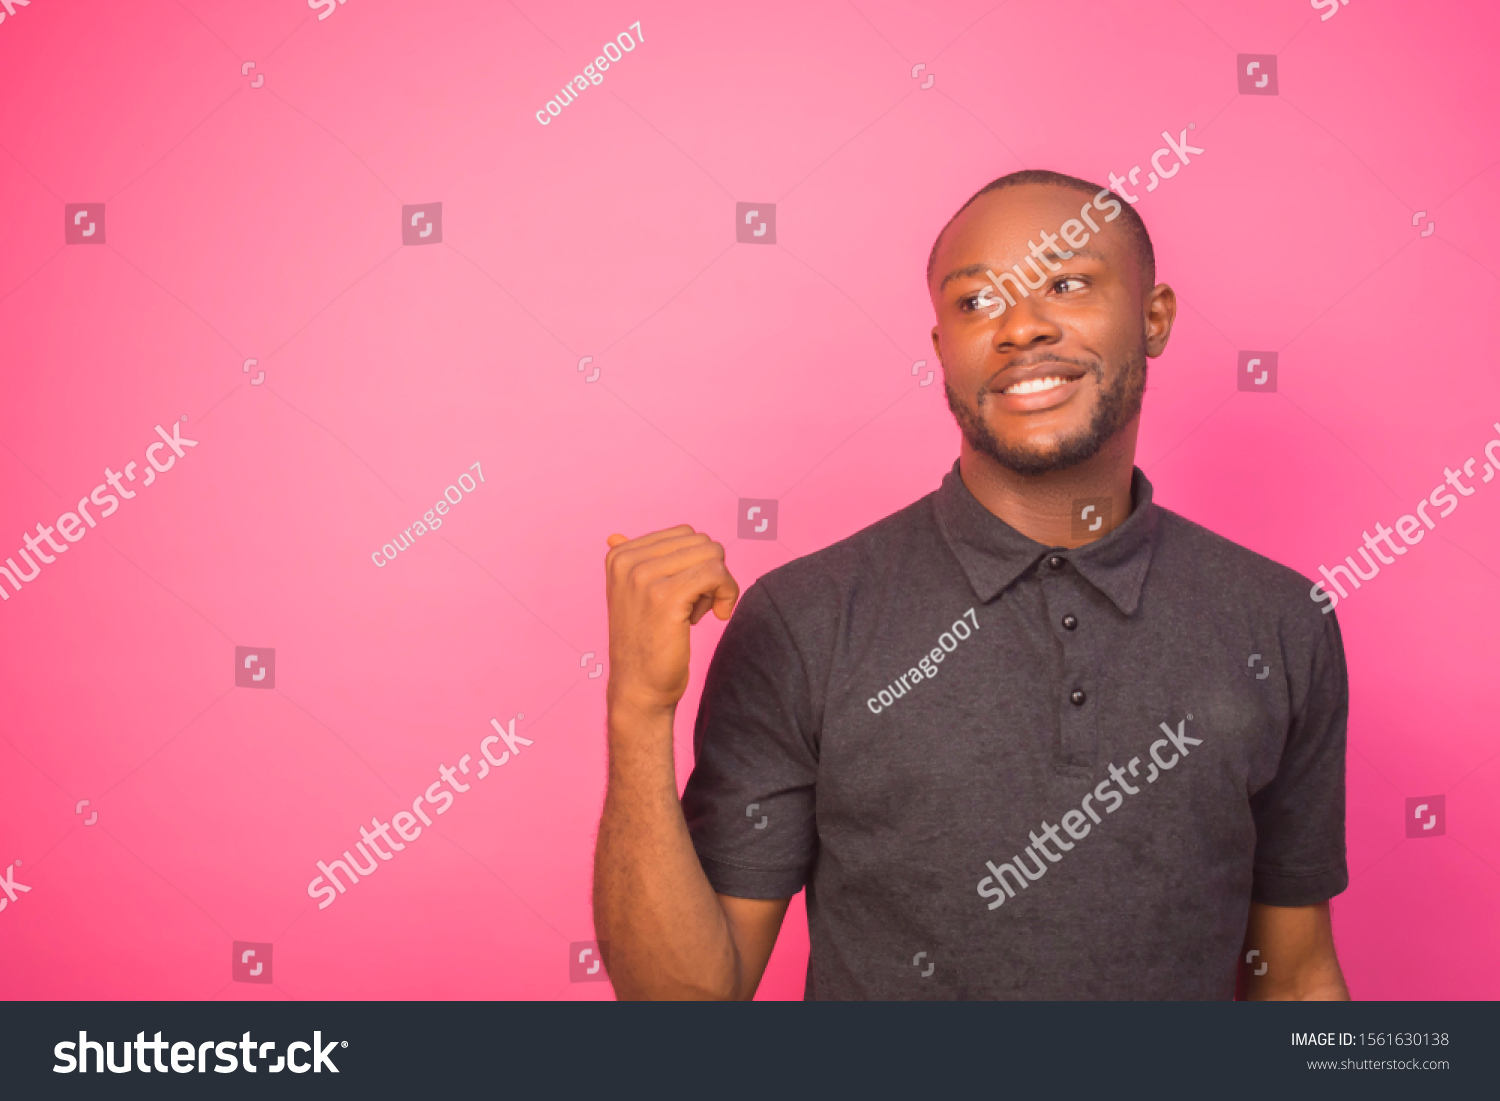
[1002,375,1075,396]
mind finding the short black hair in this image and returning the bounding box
[926,168,1155,290]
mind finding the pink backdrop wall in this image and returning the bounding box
[1,0,1497,1000]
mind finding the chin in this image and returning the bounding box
[984,424,1109,476]
[947,377,1128,477]
[994,421,1089,459]
[996,447,1085,477]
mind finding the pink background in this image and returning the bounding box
[2,0,1497,1000]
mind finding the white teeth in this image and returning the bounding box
[1004,376,1070,395]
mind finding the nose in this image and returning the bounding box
[993,296,1062,352]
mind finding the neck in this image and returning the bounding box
[958,419,1140,548]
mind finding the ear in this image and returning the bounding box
[1143,283,1177,358]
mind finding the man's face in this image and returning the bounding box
[929,184,1175,476]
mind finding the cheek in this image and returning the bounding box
[939,323,993,373]
[1070,300,1139,352]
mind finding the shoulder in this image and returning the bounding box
[740,491,940,624]
[1151,507,1334,640]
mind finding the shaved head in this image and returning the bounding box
[928,169,1155,292]
[926,170,1177,478]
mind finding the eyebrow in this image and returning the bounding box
[937,263,990,292]
[938,248,1108,292]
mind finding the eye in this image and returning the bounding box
[1051,275,1087,294]
[961,291,997,312]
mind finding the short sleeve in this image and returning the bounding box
[1249,610,1350,905]
[680,579,820,899]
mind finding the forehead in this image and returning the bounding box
[938,183,1130,271]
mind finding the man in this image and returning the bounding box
[592,170,1350,1001]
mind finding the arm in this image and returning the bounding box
[1242,611,1351,1001]
[591,525,791,1000]
[1240,900,1349,1000]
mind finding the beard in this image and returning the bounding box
[944,346,1147,476]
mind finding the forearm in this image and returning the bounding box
[1241,900,1350,1001]
[592,700,743,1000]
[1246,964,1349,1001]
[1295,978,1350,1001]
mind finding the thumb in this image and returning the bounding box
[687,593,714,624]
[606,533,629,548]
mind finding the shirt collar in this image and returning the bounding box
[931,458,1160,616]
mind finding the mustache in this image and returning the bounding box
[978,354,1103,398]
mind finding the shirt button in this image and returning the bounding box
[1070,689,1087,706]
[1048,555,1065,570]
[1062,614,1078,631]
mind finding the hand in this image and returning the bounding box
[604,525,740,715]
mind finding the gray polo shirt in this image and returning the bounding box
[680,460,1348,1000]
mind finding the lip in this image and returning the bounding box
[987,363,1089,412]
